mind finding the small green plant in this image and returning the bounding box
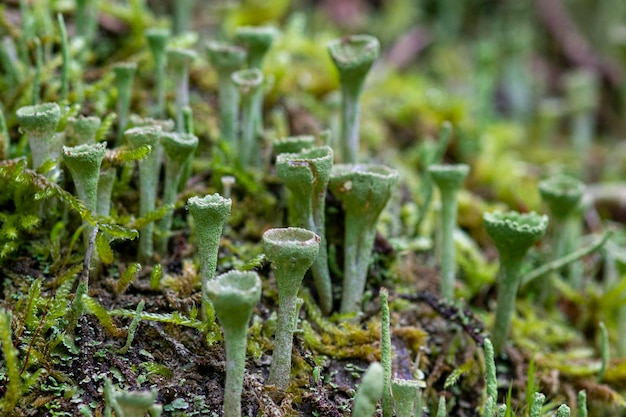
[351,362,383,417]
[429,163,470,299]
[272,134,315,156]
[380,288,392,417]
[328,163,398,314]
[483,211,548,353]
[66,115,101,146]
[262,227,320,392]
[327,34,380,163]
[206,270,262,417]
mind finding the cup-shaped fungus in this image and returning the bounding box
[327,35,380,163]
[186,194,232,320]
[483,211,548,353]
[16,102,61,171]
[391,379,422,417]
[262,227,320,392]
[206,270,261,417]
[145,28,170,118]
[272,135,315,156]
[231,69,264,169]
[276,146,334,314]
[156,132,198,253]
[97,168,116,217]
[66,115,101,146]
[126,126,161,262]
[206,41,247,146]
[63,142,107,244]
[328,163,398,314]
[428,163,470,299]
[113,62,137,146]
[351,362,384,417]
[167,48,196,131]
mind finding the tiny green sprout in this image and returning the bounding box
[104,378,162,417]
[328,163,399,314]
[145,28,171,118]
[16,102,61,171]
[352,362,384,417]
[557,404,571,417]
[391,379,421,417]
[429,163,469,299]
[232,68,264,169]
[66,115,101,146]
[156,132,198,253]
[206,41,247,146]
[113,62,138,146]
[263,227,320,392]
[327,34,380,163]
[483,211,548,353]
[272,135,316,156]
[276,146,334,314]
[529,392,545,417]
[206,270,261,417]
[186,194,232,321]
[167,48,196,132]
[125,126,161,262]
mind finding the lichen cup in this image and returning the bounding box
[262,227,320,392]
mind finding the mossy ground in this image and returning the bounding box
[2,0,626,416]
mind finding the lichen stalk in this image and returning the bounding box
[380,288,392,417]
[391,379,421,417]
[157,132,198,253]
[276,146,334,314]
[327,35,380,164]
[167,48,196,132]
[328,163,398,314]
[232,68,264,169]
[351,362,383,417]
[145,28,170,119]
[186,194,232,321]
[16,102,61,171]
[263,227,320,392]
[484,211,548,353]
[429,164,470,299]
[126,126,161,262]
[206,271,261,417]
[113,62,137,146]
[206,41,247,147]
[97,168,115,217]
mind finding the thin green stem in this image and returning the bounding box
[223,326,247,417]
[439,189,458,299]
[492,256,524,353]
[340,85,360,164]
[268,292,298,390]
[341,215,377,314]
